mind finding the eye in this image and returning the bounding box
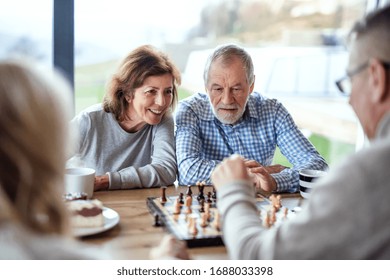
[165,88,173,95]
[211,87,223,94]
[144,89,157,96]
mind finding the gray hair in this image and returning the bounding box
[203,44,255,86]
[348,4,390,62]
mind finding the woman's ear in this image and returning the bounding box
[369,58,388,103]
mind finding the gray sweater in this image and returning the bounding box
[70,104,176,189]
[218,113,390,259]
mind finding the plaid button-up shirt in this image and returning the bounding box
[175,92,328,192]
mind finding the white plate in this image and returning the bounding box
[73,207,120,237]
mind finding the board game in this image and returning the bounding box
[146,184,303,248]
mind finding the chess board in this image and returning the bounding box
[146,190,302,248]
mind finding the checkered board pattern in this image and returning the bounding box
[146,193,298,248]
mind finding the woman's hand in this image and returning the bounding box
[94,175,109,191]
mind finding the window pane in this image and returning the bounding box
[0,0,53,65]
[74,0,367,166]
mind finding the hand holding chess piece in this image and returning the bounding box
[150,234,191,260]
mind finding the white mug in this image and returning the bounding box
[64,167,95,198]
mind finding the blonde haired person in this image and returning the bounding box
[0,60,109,259]
[70,45,181,191]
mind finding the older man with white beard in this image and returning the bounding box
[175,44,327,193]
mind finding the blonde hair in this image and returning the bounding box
[0,60,72,235]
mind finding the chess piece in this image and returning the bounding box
[185,196,192,214]
[197,182,205,201]
[207,192,212,203]
[200,212,208,227]
[199,199,205,213]
[153,214,161,227]
[160,186,167,204]
[283,207,288,219]
[212,186,217,200]
[213,211,221,231]
[173,199,181,214]
[263,212,271,228]
[204,203,211,221]
[186,185,192,197]
[190,218,198,235]
[179,192,184,204]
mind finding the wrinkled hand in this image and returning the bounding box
[244,160,286,174]
[150,234,191,260]
[211,155,252,192]
[244,160,287,192]
[94,175,109,191]
[249,167,277,192]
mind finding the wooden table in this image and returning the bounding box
[80,186,229,260]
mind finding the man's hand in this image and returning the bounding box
[211,155,252,191]
[244,160,287,174]
[244,160,287,192]
[249,167,277,192]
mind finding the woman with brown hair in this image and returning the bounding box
[70,45,181,191]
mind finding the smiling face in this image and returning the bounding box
[125,73,173,131]
[206,56,254,125]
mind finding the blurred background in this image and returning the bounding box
[1,0,385,168]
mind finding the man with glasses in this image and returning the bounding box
[175,44,327,193]
[209,5,390,259]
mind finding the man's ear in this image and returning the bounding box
[249,75,255,93]
[369,58,388,103]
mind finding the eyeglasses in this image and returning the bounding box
[335,62,368,96]
[335,61,390,96]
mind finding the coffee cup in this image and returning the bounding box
[299,169,327,199]
[64,167,95,198]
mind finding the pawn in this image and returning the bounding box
[185,196,192,214]
[207,192,212,203]
[263,212,271,228]
[179,192,184,205]
[200,212,208,227]
[191,218,198,236]
[198,199,205,213]
[213,211,221,231]
[197,184,205,201]
[212,186,217,200]
[173,199,181,215]
[204,203,211,221]
[186,185,192,197]
[283,207,289,219]
[160,186,167,204]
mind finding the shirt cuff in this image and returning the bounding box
[106,172,121,190]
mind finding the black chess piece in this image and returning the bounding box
[197,184,205,201]
[160,186,167,204]
[212,186,217,200]
[199,199,205,213]
[179,192,184,204]
[207,191,212,203]
[153,214,161,227]
[186,185,192,197]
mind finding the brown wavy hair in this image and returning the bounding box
[103,45,181,122]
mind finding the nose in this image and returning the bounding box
[220,89,234,104]
[155,92,166,107]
